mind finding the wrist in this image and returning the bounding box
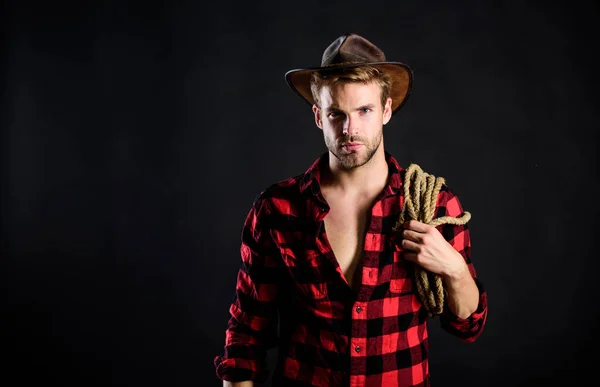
[443,252,470,283]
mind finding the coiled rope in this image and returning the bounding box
[392,164,471,318]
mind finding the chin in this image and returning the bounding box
[339,152,370,169]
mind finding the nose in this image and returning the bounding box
[342,114,357,136]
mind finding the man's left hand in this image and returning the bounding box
[400,220,468,280]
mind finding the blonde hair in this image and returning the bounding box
[310,66,393,109]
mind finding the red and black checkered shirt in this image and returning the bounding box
[214,152,488,386]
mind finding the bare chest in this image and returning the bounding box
[323,205,370,289]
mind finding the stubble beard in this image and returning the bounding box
[325,132,383,170]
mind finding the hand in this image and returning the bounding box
[400,220,468,280]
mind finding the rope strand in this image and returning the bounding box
[392,164,471,318]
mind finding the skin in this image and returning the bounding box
[316,82,390,173]
[401,219,480,319]
[224,80,479,387]
[313,82,392,290]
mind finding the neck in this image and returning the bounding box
[323,145,389,196]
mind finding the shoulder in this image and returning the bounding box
[436,183,466,217]
[250,173,305,214]
[402,162,463,206]
[401,162,468,218]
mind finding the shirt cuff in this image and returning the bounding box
[440,277,488,341]
[214,354,269,383]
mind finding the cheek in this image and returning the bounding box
[364,118,383,136]
[324,120,344,134]
[322,126,336,141]
[370,114,383,126]
[327,116,344,127]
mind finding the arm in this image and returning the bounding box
[435,185,488,342]
[401,185,487,342]
[442,255,480,319]
[214,196,280,384]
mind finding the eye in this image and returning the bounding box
[361,108,371,113]
[328,111,341,118]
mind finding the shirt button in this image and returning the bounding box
[355,345,361,353]
[356,306,362,313]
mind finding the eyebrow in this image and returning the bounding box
[325,103,377,112]
[357,104,376,111]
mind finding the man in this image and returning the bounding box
[214,33,488,387]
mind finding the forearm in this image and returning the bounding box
[216,199,280,383]
[443,254,480,319]
[215,302,276,383]
[224,381,254,387]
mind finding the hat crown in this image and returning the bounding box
[284,33,413,116]
[321,33,386,67]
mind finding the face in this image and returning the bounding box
[313,81,392,170]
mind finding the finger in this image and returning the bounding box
[402,220,430,233]
[401,238,420,252]
[402,229,422,243]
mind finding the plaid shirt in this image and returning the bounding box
[214,152,488,386]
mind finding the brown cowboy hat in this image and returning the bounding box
[285,33,413,115]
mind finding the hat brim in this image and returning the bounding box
[285,62,413,116]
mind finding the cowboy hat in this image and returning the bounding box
[285,33,413,115]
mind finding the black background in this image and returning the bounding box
[2,1,599,386]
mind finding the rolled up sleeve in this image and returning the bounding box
[214,197,280,382]
[435,185,488,342]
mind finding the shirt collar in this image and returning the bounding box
[299,151,404,202]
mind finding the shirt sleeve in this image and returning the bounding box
[214,196,281,382]
[434,184,488,343]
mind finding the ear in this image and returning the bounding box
[312,104,323,129]
[382,97,393,125]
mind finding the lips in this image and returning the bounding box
[342,143,363,151]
